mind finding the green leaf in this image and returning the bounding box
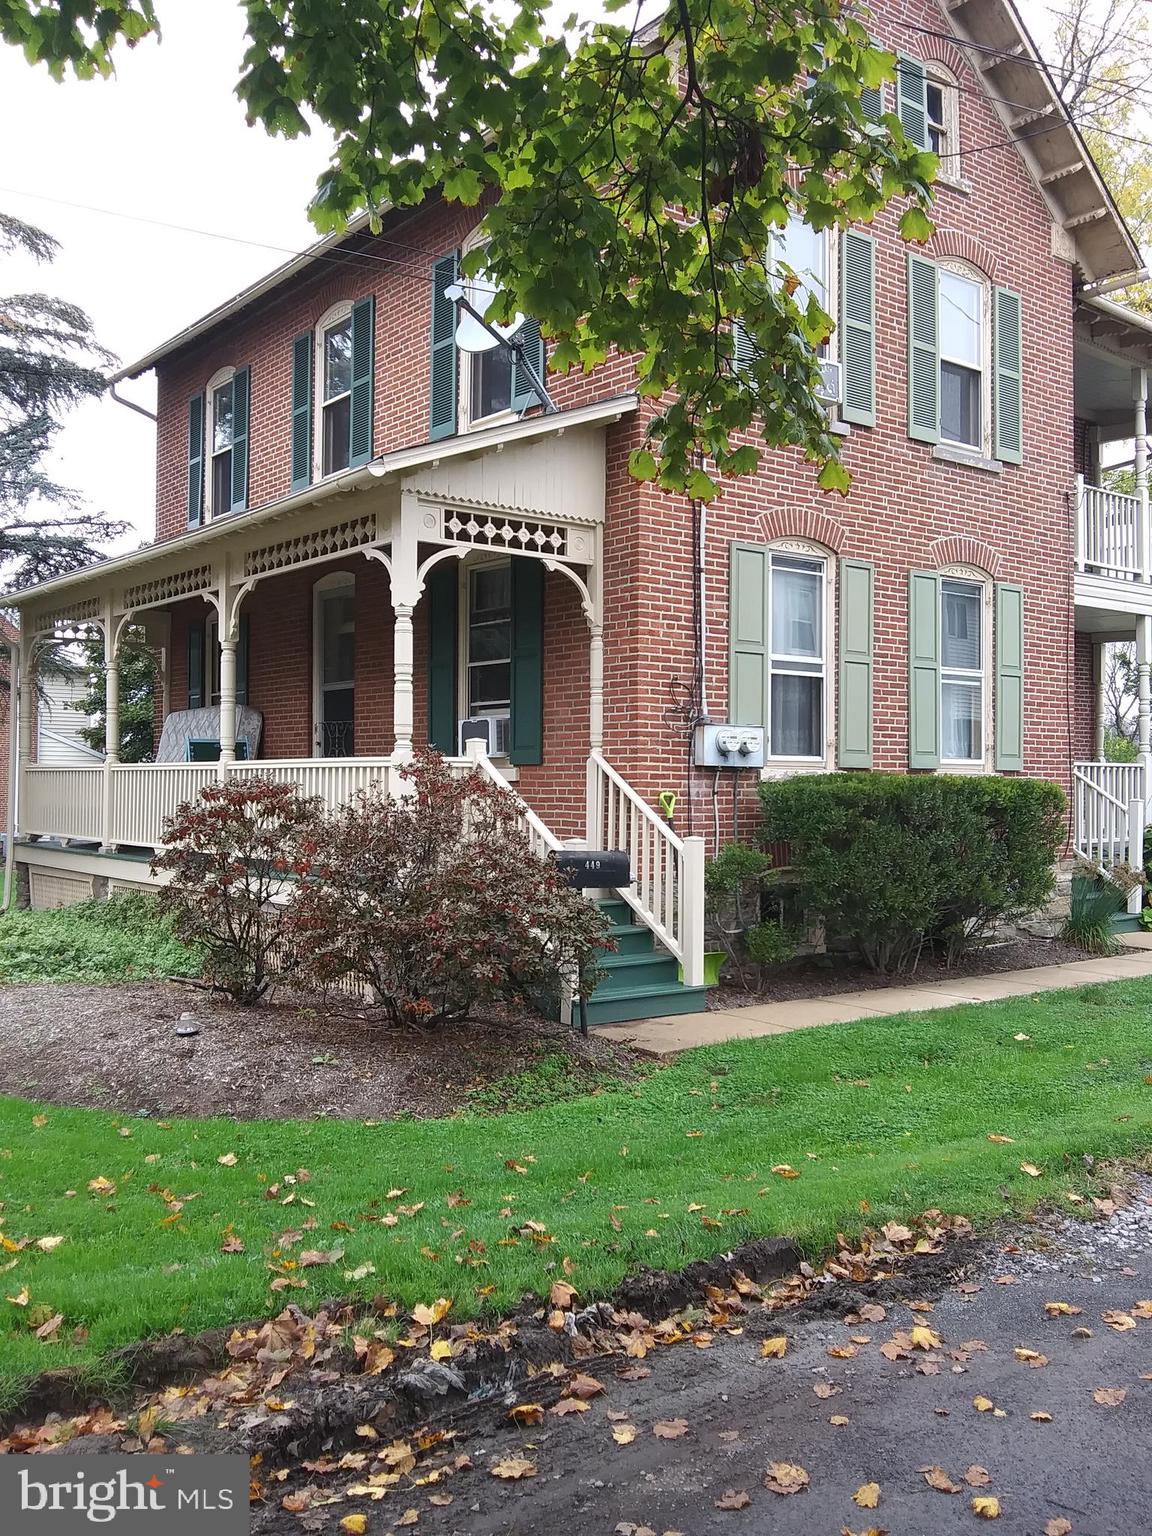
[628,449,659,481]
[899,205,935,245]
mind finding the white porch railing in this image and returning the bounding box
[23,766,104,842]
[1072,760,1146,912]
[227,756,399,810]
[108,764,219,846]
[1075,475,1146,581]
[466,747,565,857]
[586,749,706,985]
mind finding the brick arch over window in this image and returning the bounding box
[759,508,847,551]
[924,229,1002,285]
[929,535,1003,577]
[915,33,969,77]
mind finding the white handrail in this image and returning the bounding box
[463,745,565,856]
[586,749,706,985]
[1072,759,1146,875]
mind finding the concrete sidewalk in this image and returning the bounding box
[596,932,1152,1054]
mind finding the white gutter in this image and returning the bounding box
[2,393,640,609]
[1081,294,1152,342]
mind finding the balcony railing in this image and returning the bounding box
[1075,475,1147,582]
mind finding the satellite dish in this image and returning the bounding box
[443,280,524,354]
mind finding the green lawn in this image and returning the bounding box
[3,977,1152,1406]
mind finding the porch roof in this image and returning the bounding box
[1074,296,1152,439]
[4,393,638,618]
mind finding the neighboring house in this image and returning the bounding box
[6,0,1152,1012]
[36,674,102,767]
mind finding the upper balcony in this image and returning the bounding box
[1073,293,1152,631]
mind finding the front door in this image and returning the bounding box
[314,573,355,756]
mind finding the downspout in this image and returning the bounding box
[2,640,19,914]
[108,382,157,423]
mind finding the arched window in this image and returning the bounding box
[938,260,991,453]
[314,302,354,478]
[205,366,237,519]
[926,64,961,171]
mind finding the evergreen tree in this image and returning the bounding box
[1,212,126,589]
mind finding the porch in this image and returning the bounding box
[5,396,708,1002]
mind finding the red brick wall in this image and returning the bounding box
[150,0,1081,840]
[1072,633,1097,764]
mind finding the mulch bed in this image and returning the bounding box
[711,934,1103,1009]
[0,981,643,1120]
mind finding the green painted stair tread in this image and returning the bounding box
[583,983,710,1026]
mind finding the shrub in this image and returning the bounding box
[0,892,200,985]
[1065,872,1124,954]
[284,751,610,1027]
[151,778,322,1004]
[704,844,797,987]
[760,774,1066,974]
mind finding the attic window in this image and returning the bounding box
[927,65,961,176]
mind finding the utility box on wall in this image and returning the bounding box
[693,723,766,769]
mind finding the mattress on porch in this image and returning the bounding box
[155,707,263,763]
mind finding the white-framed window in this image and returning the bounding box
[768,550,828,762]
[773,215,838,362]
[938,263,989,452]
[940,576,987,764]
[206,367,236,519]
[463,559,512,755]
[316,304,353,478]
[926,65,961,171]
[313,571,355,757]
[457,231,515,433]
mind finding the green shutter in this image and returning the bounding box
[230,366,250,512]
[995,583,1025,770]
[510,319,546,412]
[509,558,544,766]
[993,287,1023,464]
[236,613,250,707]
[860,83,884,121]
[840,232,876,427]
[728,542,769,728]
[290,333,313,491]
[187,392,205,527]
[349,296,375,467]
[426,563,458,753]
[907,254,940,443]
[838,558,874,768]
[430,250,459,441]
[897,54,929,149]
[187,621,204,710]
[908,571,941,768]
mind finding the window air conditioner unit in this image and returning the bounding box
[458,715,511,756]
[816,359,842,405]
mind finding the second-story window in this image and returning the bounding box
[939,267,984,450]
[321,314,353,476]
[210,377,236,515]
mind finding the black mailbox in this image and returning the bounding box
[551,849,631,889]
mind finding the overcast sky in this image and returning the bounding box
[0,0,331,552]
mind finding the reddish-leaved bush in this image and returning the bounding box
[284,751,609,1026]
[152,777,322,1004]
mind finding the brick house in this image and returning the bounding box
[6,0,1151,1015]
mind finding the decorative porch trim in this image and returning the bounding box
[123,564,215,612]
[26,596,101,639]
[243,513,381,578]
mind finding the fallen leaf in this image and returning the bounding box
[395,1510,419,1527]
[1020,1164,1043,1178]
[220,1235,245,1254]
[298,1249,342,1267]
[653,1419,689,1439]
[909,1325,940,1350]
[490,1456,536,1480]
[551,1397,589,1416]
[764,1461,809,1496]
[1013,1032,1031,1041]
[550,1280,578,1308]
[411,1298,452,1327]
[1102,1311,1136,1332]
[972,1397,995,1412]
[770,1164,800,1179]
[34,1313,63,1340]
[340,1518,368,1536]
[1044,1301,1082,1317]
[813,1382,841,1399]
[829,1414,850,1426]
[987,1134,1015,1144]
[1132,1300,1152,1319]
[217,1152,238,1167]
[714,1490,751,1510]
[1044,1521,1073,1536]
[1031,1411,1053,1422]
[87,1176,115,1195]
[760,1336,788,1359]
[921,1466,961,1494]
[964,1466,991,1487]
[853,1482,881,1508]
[7,1287,29,1307]
[34,1236,65,1252]
[972,1495,1001,1519]
[1093,1387,1126,1406]
[1014,1348,1048,1367]
[857,1303,887,1322]
[567,1372,605,1399]
[429,1340,453,1362]
[828,1344,858,1359]
[611,1423,638,1446]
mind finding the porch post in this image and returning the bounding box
[589,624,604,753]
[392,605,415,760]
[1137,613,1152,783]
[1135,367,1149,584]
[99,616,119,852]
[218,638,238,767]
[1093,641,1106,760]
[15,637,32,844]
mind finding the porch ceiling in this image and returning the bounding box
[1075,297,1152,438]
